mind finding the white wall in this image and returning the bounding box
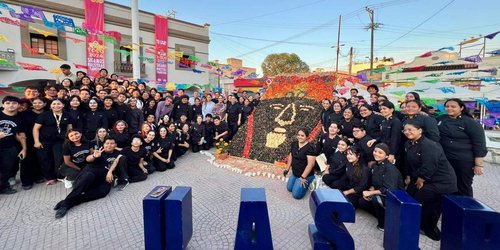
[0,0,209,86]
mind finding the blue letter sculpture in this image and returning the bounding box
[235,188,273,249]
[309,189,355,250]
[143,186,172,250]
[441,195,500,250]
[384,190,421,250]
[164,186,193,250]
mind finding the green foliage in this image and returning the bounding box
[261,53,310,76]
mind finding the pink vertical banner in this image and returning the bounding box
[84,0,105,78]
[154,15,168,84]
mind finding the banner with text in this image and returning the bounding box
[154,15,169,84]
[84,0,105,77]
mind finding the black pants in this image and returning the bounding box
[345,193,363,209]
[37,142,63,180]
[322,174,347,190]
[63,167,111,208]
[228,122,238,140]
[203,137,213,150]
[154,157,175,171]
[448,159,474,197]
[59,164,82,181]
[20,146,43,186]
[176,146,189,157]
[408,185,443,236]
[0,147,17,191]
[125,159,148,183]
[358,195,386,228]
[192,143,202,153]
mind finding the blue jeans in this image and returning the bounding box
[287,175,315,199]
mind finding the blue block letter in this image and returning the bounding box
[383,190,421,250]
[164,186,193,250]
[143,186,172,250]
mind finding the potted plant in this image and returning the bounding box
[216,138,230,160]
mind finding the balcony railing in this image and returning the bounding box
[114,62,146,74]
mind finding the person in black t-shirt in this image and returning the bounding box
[224,95,240,140]
[203,114,215,150]
[109,120,130,150]
[33,99,72,185]
[213,116,230,142]
[191,115,205,153]
[60,130,90,182]
[54,137,125,219]
[142,130,156,166]
[284,129,316,199]
[120,135,149,186]
[81,98,108,141]
[176,124,190,157]
[0,96,28,195]
[153,126,175,171]
[238,99,253,127]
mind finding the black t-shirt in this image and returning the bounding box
[63,142,90,167]
[20,110,40,143]
[89,139,105,150]
[154,137,174,157]
[142,140,154,162]
[0,112,25,149]
[214,121,229,136]
[35,111,71,143]
[226,103,240,124]
[109,131,130,149]
[290,141,316,178]
[91,150,120,170]
[121,146,146,166]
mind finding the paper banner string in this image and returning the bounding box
[481,118,496,128]
[391,61,405,66]
[485,31,499,40]
[473,98,488,105]
[45,53,64,61]
[208,61,218,67]
[122,45,137,51]
[373,67,387,73]
[247,72,258,79]
[11,87,25,93]
[62,35,86,43]
[145,48,156,55]
[192,69,204,73]
[414,87,430,93]
[403,77,418,81]
[0,58,18,68]
[390,91,406,96]
[463,55,482,63]
[485,102,500,113]
[114,49,131,56]
[132,42,145,47]
[29,26,55,37]
[422,98,437,106]
[475,76,497,82]
[200,64,213,69]
[22,42,41,55]
[464,102,476,109]
[73,26,88,36]
[419,51,432,57]
[406,65,425,71]
[74,63,88,69]
[446,71,466,75]
[188,55,200,62]
[437,87,455,94]
[486,49,500,55]
[138,56,154,63]
[473,68,497,74]
[0,17,25,27]
[397,82,415,87]
[99,35,119,45]
[434,61,452,65]
[16,62,47,71]
[0,34,9,43]
[437,46,454,51]
[387,69,403,74]
[232,69,246,76]
[461,37,481,45]
[50,68,62,74]
[425,73,443,77]
[422,79,440,84]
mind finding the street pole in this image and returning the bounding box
[335,15,342,74]
[348,47,353,76]
[366,7,374,81]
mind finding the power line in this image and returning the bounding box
[211,32,332,47]
[377,0,456,51]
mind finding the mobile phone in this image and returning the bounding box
[150,187,168,198]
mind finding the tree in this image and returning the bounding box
[261,53,310,76]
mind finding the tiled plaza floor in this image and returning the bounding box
[0,151,498,250]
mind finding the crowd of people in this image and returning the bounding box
[284,84,488,241]
[0,64,260,219]
[0,64,489,239]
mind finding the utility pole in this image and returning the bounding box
[335,15,342,74]
[366,7,375,82]
[348,47,353,76]
[131,0,140,81]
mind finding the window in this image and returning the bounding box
[175,44,196,71]
[119,46,132,63]
[30,33,59,55]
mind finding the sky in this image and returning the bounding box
[108,0,500,74]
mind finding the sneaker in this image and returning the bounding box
[0,187,17,195]
[116,180,129,191]
[63,178,73,189]
[35,179,46,184]
[22,185,33,190]
[377,225,385,232]
[55,206,70,219]
[113,178,119,187]
[8,177,16,186]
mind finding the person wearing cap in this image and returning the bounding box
[403,120,457,241]
[56,64,77,85]
[358,143,404,231]
[437,98,487,197]
[0,96,27,194]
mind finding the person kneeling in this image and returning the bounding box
[54,137,124,219]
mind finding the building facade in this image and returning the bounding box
[0,0,210,87]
